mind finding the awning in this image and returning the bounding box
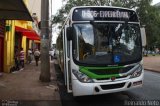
[15,26,40,40]
[0,0,33,21]
[34,40,41,43]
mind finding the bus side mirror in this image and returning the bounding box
[66,27,73,41]
[140,27,146,47]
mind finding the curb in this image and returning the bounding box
[144,68,160,73]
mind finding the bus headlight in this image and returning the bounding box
[130,65,143,78]
[72,70,94,83]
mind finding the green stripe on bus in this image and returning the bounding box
[79,66,123,79]
[80,66,124,70]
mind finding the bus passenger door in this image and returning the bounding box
[64,25,72,93]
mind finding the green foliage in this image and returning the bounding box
[137,0,160,49]
[112,0,141,8]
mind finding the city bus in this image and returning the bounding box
[56,6,146,97]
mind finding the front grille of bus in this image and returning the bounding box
[88,66,134,76]
[100,83,125,90]
[96,76,127,80]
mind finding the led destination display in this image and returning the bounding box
[73,7,138,22]
[82,10,129,19]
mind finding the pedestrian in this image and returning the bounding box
[27,48,32,64]
[19,47,25,70]
[14,46,19,71]
[34,49,40,66]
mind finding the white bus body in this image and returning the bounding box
[56,6,144,96]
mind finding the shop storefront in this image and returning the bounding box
[0,0,34,73]
[15,26,40,51]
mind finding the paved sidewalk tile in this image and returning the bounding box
[0,61,61,106]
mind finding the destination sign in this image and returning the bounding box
[82,10,129,19]
[72,7,138,22]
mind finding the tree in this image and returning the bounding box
[137,0,160,49]
[112,0,141,8]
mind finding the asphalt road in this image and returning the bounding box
[126,71,160,100]
[54,64,160,106]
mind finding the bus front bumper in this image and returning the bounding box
[72,73,143,96]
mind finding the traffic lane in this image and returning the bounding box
[54,64,133,106]
[126,70,160,100]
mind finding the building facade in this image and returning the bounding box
[3,0,40,73]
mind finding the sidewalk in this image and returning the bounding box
[0,61,61,106]
[143,55,160,73]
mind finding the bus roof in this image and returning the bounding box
[61,6,139,29]
[70,6,136,13]
[69,6,139,22]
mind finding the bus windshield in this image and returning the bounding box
[73,23,142,65]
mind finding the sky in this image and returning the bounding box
[51,0,63,44]
[51,0,160,44]
[152,0,160,5]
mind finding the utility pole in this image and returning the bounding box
[39,0,50,82]
[50,0,53,49]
